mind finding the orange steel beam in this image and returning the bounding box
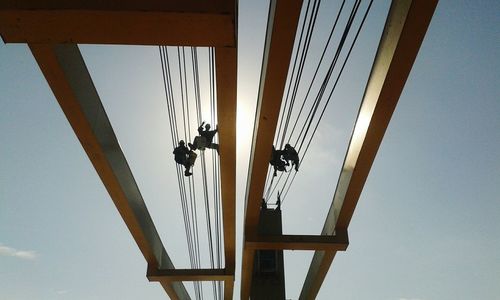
[215,46,237,300]
[147,266,234,282]
[299,1,438,299]
[245,230,349,251]
[0,0,236,46]
[240,0,303,299]
[28,43,190,300]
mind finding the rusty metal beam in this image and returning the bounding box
[147,265,234,282]
[215,46,237,300]
[246,230,349,251]
[240,0,303,298]
[28,43,190,300]
[0,0,236,46]
[299,1,438,299]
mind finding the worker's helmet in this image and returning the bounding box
[179,140,185,145]
[205,124,211,130]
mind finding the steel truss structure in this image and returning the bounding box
[1,0,438,299]
[241,0,438,299]
[1,1,237,299]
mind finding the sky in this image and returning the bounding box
[1,0,499,299]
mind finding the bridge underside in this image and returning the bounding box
[0,0,438,299]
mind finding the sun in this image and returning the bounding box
[236,100,255,149]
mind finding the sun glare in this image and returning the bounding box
[237,101,254,149]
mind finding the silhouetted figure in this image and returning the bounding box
[269,145,287,177]
[173,140,197,176]
[283,144,299,171]
[189,122,219,154]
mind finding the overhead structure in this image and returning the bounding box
[0,0,236,46]
[0,1,237,299]
[1,0,440,298]
[240,0,304,298]
[241,0,438,299]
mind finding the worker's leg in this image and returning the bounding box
[207,143,219,155]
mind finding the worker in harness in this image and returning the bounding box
[283,143,299,171]
[269,145,288,177]
[189,121,219,154]
[173,140,197,176]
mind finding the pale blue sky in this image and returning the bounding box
[1,0,499,299]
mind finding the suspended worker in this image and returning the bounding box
[283,143,300,171]
[270,145,288,177]
[173,140,197,176]
[189,121,219,154]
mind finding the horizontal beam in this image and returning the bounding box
[299,1,439,299]
[29,43,189,300]
[240,0,303,298]
[246,231,349,251]
[0,0,235,13]
[0,0,236,46]
[147,266,234,282]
